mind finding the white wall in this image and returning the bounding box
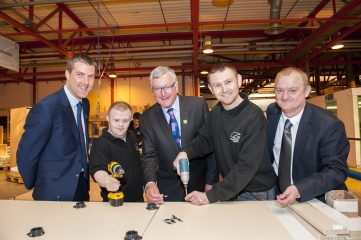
[0,83,32,116]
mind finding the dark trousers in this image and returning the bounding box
[73,172,90,202]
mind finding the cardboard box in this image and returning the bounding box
[326,190,359,218]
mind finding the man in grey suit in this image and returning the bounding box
[267,67,349,206]
[140,66,218,204]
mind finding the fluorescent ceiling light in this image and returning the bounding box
[332,41,344,50]
[109,72,117,78]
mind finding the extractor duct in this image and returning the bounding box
[265,0,286,35]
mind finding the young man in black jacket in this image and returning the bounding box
[174,63,276,205]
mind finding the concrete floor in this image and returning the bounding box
[0,169,103,202]
[0,168,360,217]
[0,170,28,200]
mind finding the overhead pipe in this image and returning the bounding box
[265,0,286,35]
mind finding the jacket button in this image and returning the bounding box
[76,174,79,178]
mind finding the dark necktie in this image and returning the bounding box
[278,119,293,193]
[77,102,88,178]
[167,108,181,150]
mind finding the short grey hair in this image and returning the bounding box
[275,67,310,89]
[149,66,177,86]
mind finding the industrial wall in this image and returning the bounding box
[0,74,196,118]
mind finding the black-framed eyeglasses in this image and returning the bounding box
[152,82,177,94]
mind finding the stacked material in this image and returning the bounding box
[288,199,361,240]
[0,155,10,167]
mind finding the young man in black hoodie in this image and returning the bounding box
[174,63,276,205]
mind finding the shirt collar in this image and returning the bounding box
[64,85,81,108]
[162,95,180,113]
[281,108,304,126]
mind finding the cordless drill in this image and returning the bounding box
[179,158,189,195]
[107,161,125,207]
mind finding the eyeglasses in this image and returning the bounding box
[152,82,177,94]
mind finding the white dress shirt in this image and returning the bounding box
[272,109,304,184]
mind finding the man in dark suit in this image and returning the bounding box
[140,66,218,204]
[267,66,349,206]
[17,54,97,201]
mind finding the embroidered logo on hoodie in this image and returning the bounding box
[230,132,241,143]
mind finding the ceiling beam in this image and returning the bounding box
[0,0,89,9]
[191,0,200,95]
[0,11,71,57]
[280,0,361,64]
[302,21,361,64]
[298,0,331,27]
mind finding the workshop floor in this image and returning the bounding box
[0,169,102,202]
[0,168,360,217]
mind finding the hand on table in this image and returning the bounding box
[276,185,299,206]
[145,183,165,204]
[185,191,209,206]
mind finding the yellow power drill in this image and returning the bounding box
[107,161,125,207]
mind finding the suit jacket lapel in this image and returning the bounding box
[59,87,81,144]
[293,103,312,167]
[268,114,280,150]
[154,104,179,151]
[267,104,281,162]
[179,96,189,146]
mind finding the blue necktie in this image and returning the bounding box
[278,119,293,193]
[77,102,88,178]
[167,108,181,150]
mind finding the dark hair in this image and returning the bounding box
[207,62,238,82]
[66,54,97,73]
[133,112,141,119]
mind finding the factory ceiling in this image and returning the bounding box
[0,0,360,96]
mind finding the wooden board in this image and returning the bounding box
[143,201,315,240]
[308,199,361,238]
[0,200,157,240]
[288,206,346,240]
[288,202,348,235]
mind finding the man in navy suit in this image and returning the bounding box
[266,67,349,206]
[17,54,97,201]
[140,66,218,204]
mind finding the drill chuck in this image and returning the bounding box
[108,161,125,178]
